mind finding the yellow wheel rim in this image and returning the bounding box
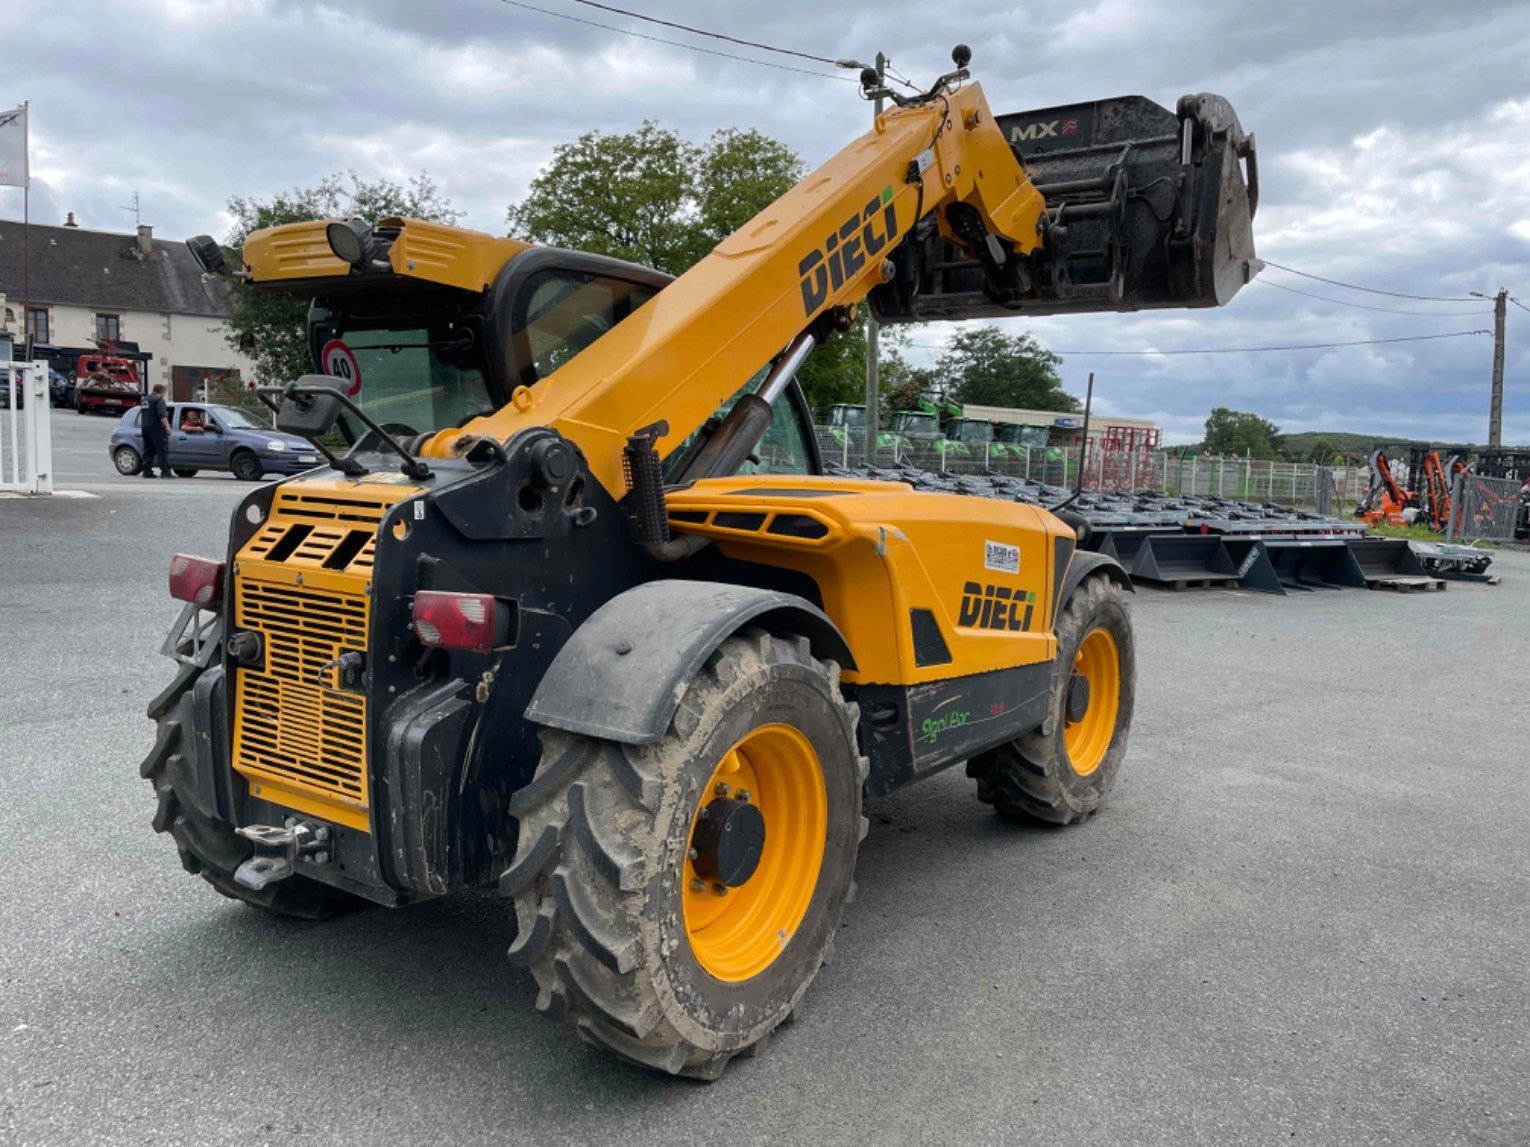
[683,723,827,983]
[1063,628,1121,777]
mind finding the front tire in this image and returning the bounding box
[229,450,263,481]
[968,575,1135,825]
[503,630,867,1079]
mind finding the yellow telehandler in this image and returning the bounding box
[152,50,1258,1077]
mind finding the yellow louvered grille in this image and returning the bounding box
[229,479,418,832]
[232,578,371,827]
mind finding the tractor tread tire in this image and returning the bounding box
[505,630,867,1081]
[968,575,1134,826]
[141,664,358,920]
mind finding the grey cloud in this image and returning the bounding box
[1,0,1527,442]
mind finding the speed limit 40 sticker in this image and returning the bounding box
[320,339,363,396]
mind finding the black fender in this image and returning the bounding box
[1059,551,1133,618]
[525,580,856,745]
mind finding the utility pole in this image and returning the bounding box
[1490,288,1507,447]
[864,50,886,461]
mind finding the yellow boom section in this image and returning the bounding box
[420,82,1046,496]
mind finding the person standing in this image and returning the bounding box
[141,384,174,479]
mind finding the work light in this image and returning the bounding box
[326,219,376,267]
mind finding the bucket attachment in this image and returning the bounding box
[1260,537,1368,591]
[872,93,1260,322]
[1219,538,1286,595]
[1345,538,1441,590]
[1092,528,1239,587]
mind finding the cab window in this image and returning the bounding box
[662,371,815,480]
[513,270,658,382]
[745,397,812,476]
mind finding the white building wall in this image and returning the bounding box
[34,301,254,389]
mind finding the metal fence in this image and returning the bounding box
[1,362,54,494]
[1447,471,1523,542]
[812,428,1370,514]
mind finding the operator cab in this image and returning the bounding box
[298,248,670,452]
[227,224,823,479]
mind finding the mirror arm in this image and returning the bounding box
[261,382,431,480]
[253,387,368,477]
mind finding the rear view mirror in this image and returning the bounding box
[274,374,348,438]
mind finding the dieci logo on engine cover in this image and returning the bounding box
[958,582,1036,632]
[798,187,899,316]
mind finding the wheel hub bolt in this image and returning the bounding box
[690,878,707,893]
[714,782,731,797]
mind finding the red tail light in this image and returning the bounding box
[413,591,506,653]
[168,553,225,606]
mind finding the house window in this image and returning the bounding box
[95,313,121,342]
[25,307,48,344]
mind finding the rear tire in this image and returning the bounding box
[504,630,867,1079]
[230,450,262,482]
[113,446,143,476]
[968,575,1134,825]
[173,468,198,478]
[141,663,361,919]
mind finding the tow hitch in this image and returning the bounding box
[234,820,332,890]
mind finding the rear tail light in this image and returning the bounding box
[169,553,225,606]
[413,591,509,653]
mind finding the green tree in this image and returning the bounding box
[933,327,1075,411]
[881,353,937,415]
[1306,436,1339,465]
[224,171,459,385]
[507,122,907,405]
[1202,407,1284,459]
[507,123,803,276]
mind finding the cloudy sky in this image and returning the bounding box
[3,0,1528,443]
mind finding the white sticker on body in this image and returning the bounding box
[984,540,1020,574]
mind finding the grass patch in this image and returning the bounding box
[1368,521,1447,542]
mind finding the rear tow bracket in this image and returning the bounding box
[234,820,332,890]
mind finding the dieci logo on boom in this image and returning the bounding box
[958,582,1037,632]
[798,187,899,316]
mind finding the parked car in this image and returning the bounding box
[108,402,322,480]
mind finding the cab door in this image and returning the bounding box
[168,405,225,469]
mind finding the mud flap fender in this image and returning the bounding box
[525,580,855,745]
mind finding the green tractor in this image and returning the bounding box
[994,422,1052,455]
[818,403,905,455]
[945,417,1030,464]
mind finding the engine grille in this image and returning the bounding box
[232,578,371,827]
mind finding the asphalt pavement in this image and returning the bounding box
[2,407,1526,1145]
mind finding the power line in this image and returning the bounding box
[566,0,836,64]
[1252,278,1492,316]
[494,0,855,81]
[1263,259,1479,303]
[1509,295,1530,315]
[908,330,1491,356]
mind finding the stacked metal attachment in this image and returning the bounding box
[838,463,1493,594]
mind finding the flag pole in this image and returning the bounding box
[21,100,29,356]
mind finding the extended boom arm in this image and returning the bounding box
[423,58,1258,500]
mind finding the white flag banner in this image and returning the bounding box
[0,105,27,188]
